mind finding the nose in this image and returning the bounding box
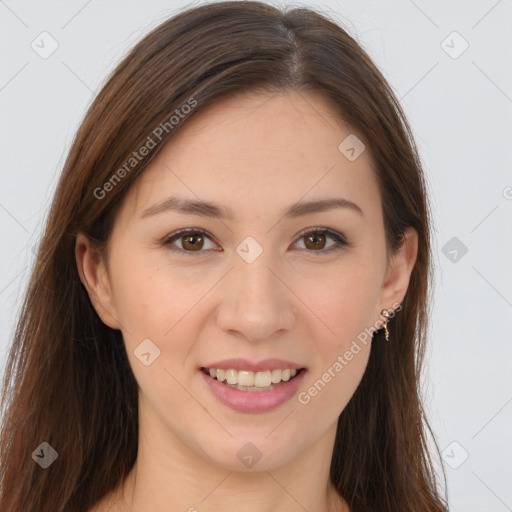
[215,250,296,343]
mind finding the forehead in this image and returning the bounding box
[120,89,381,223]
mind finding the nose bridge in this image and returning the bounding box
[234,245,281,317]
[216,240,295,340]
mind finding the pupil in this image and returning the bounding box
[306,233,325,250]
[184,234,202,250]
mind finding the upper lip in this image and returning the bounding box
[201,358,305,372]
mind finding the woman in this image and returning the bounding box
[0,1,448,511]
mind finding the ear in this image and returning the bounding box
[75,232,121,330]
[376,226,418,327]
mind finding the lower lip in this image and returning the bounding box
[200,369,306,413]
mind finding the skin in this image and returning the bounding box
[76,89,418,512]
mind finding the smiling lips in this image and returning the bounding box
[199,358,307,413]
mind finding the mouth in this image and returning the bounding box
[199,365,307,413]
[200,366,306,392]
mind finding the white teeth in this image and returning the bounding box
[237,370,254,387]
[225,369,238,385]
[271,369,281,384]
[205,367,300,387]
[254,370,272,387]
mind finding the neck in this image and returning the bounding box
[109,399,348,512]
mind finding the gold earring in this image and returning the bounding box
[381,309,390,341]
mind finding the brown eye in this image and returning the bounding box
[163,228,216,255]
[294,228,349,255]
[304,232,327,250]
[181,233,204,251]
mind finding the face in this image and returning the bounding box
[77,89,416,473]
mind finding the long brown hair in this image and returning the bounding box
[0,2,448,510]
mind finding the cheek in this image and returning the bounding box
[108,256,216,377]
[298,332,371,424]
[108,253,197,335]
[300,261,379,341]
[294,263,376,411]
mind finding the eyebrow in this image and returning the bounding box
[140,195,364,220]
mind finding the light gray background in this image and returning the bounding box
[1,1,511,510]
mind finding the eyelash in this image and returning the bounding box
[161,227,351,256]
